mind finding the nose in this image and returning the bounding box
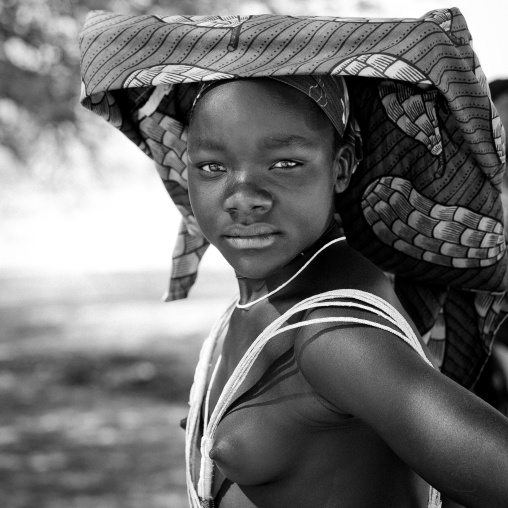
[222,180,273,220]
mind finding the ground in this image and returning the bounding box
[0,269,236,508]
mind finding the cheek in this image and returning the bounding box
[188,177,200,212]
[188,180,207,217]
[188,177,221,237]
[295,172,335,215]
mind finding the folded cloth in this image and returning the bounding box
[79,8,507,388]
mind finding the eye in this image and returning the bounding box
[270,160,300,169]
[200,162,226,173]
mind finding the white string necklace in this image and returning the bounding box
[236,236,346,309]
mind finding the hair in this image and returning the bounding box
[489,79,508,102]
[332,130,344,158]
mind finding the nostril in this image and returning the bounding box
[223,183,273,215]
[252,204,268,212]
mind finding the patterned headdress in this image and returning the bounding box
[79,9,507,388]
[191,74,352,138]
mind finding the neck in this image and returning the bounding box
[236,223,342,308]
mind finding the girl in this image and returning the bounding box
[80,8,508,507]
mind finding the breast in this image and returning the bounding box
[208,348,359,487]
[210,394,318,485]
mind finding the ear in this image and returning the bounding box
[332,144,355,194]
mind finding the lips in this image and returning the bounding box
[222,224,280,249]
[223,224,279,237]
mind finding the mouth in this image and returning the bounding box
[223,234,279,249]
[222,224,280,249]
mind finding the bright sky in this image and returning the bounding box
[1,0,507,278]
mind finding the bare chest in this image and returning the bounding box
[199,305,427,507]
[206,345,359,489]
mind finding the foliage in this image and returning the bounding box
[0,0,228,173]
[0,0,379,176]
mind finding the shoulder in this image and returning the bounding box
[293,250,434,415]
[294,303,435,420]
[297,240,423,342]
[302,240,402,310]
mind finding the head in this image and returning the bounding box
[186,77,355,278]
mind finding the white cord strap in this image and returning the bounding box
[185,297,236,508]
[186,289,441,507]
[198,355,222,498]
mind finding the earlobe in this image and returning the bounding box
[333,145,354,194]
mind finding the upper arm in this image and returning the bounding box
[294,305,508,507]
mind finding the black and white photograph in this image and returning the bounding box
[1,0,508,507]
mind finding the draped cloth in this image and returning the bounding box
[79,8,507,388]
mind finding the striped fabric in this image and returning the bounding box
[79,8,507,388]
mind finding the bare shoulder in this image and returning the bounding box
[303,240,403,310]
[294,245,508,506]
[293,247,508,505]
[294,243,433,414]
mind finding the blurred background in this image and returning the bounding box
[1,1,507,507]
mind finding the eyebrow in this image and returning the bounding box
[189,134,316,152]
[259,134,316,149]
[189,139,224,151]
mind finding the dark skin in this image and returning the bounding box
[186,79,508,507]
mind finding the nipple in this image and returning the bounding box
[208,446,219,461]
[207,438,235,466]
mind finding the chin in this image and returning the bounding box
[231,261,279,280]
[223,252,289,280]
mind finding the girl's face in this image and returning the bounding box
[187,79,347,279]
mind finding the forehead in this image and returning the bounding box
[188,79,334,142]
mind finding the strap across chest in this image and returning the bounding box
[185,290,441,508]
